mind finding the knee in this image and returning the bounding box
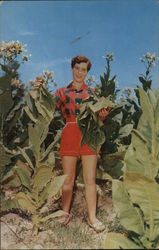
[64,174,75,187]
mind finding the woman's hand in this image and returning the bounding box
[35,77,46,88]
[98,108,109,121]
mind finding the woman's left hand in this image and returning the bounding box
[98,108,109,121]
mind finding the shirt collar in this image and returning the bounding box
[67,81,88,91]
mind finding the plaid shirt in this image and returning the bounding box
[54,82,94,122]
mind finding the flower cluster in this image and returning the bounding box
[11,78,21,88]
[140,52,158,68]
[86,75,96,86]
[123,87,134,96]
[119,87,136,105]
[106,52,114,62]
[36,70,55,84]
[0,40,31,64]
[28,70,57,92]
[102,52,114,62]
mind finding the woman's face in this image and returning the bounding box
[72,62,88,84]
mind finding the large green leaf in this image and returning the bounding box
[112,180,144,235]
[14,192,36,214]
[40,87,55,115]
[28,124,41,161]
[152,223,159,243]
[39,175,67,206]
[155,89,159,135]
[14,167,31,190]
[1,198,20,212]
[24,91,37,114]
[35,101,53,122]
[137,115,153,153]
[34,101,48,119]
[102,151,125,178]
[32,165,53,192]
[29,121,49,162]
[124,130,159,178]
[0,90,14,114]
[16,160,32,177]
[112,111,123,125]
[0,75,11,92]
[40,210,65,222]
[147,89,157,112]
[40,130,61,162]
[0,144,12,170]
[124,172,159,241]
[77,95,118,152]
[138,87,154,128]
[102,151,125,167]
[29,87,39,100]
[40,151,55,167]
[88,96,115,114]
[96,168,113,181]
[28,86,55,122]
[154,89,159,160]
[138,87,157,158]
[24,106,38,123]
[5,105,21,133]
[81,125,105,153]
[104,232,143,249]
[17,146,34,170]
[2,171,22,188]
[118,124,133,138]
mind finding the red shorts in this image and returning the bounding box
[60,122,96,157]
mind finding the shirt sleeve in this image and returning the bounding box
[53,87,65,111]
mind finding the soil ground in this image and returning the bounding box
[1,181,122,249]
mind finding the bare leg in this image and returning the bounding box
[61,156,77,213]
[81,155,98,224]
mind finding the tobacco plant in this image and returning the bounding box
[77,95,116,153]
[1,83,66,235]
[104,87,159,249]
[0,41,30,188]
[0,41,66,235]
[0,41,30,150]
[77,53,134,179]
[78,52,158,180]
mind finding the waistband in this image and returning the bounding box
[65,116,77,122]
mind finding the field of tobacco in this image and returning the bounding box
[0,41,159,249]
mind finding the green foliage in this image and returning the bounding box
[124,88,159,179]
[0,144,13,178]
[0,41,29,187]
[104,87,159,249]
[96,53,119,100]
[0,62,66,235]
[77,95,115,153]
[1,42,158,240]
[24,84,56,124]
[104,232,142,249]
[1,107,66,235]
[96,53,134,178]
[77,52,136,180]
[123,52,158,129]
[0,74,25,148]
[96,52,158,180]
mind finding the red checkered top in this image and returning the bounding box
[54,82,94,122]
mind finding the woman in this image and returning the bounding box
[36,55,108,232]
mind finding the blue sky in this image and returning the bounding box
[0,0,159,92]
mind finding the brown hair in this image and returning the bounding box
[71,55,92,72]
